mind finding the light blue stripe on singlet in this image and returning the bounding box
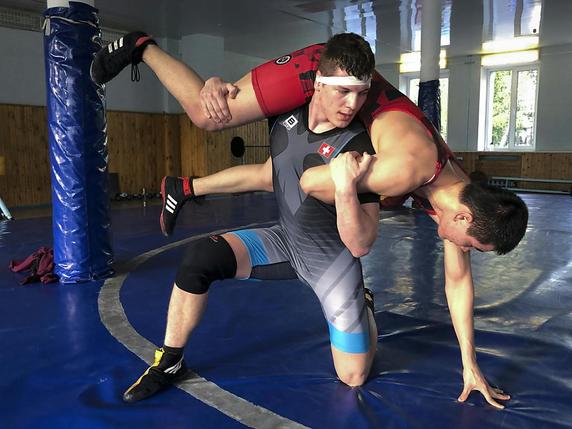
[229,230,270,267]
[328,322,369,354]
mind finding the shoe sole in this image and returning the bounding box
[123,366,189,403]
[160,176,168,237]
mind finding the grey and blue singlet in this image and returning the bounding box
[229,104,379,353]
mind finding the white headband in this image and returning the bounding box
[315,75,371,87]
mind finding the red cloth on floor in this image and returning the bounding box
[9,247,59,285]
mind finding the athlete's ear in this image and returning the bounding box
[315,70,323,91]
[454,211,473,225]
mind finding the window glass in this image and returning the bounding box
[486,67,538,150]
[515,69,538,147]
[490,70,512,148]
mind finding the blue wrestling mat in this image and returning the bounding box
[0,192,570,429]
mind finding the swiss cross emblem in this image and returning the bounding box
[318,143,335,158]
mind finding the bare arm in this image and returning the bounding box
[142,46,264,131]
[301,154,423,203]
[329,152,379,256]
[193,157,273,196]
[443,240,511,409]
[301,113,436,203]
[444,242,477,371]
[299,163,336,203]
[335,195,379,257]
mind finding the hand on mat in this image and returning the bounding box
[458,365,510,409]
[330,151,373,192]
[200,77,238,123]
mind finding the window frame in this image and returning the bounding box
[483,63,540,152]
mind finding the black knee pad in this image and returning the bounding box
[175,235,237,294]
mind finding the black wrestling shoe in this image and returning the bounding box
[91,31,156,84]
[364,288,375,313]
[160,176,196,237]
[123,348,186,403]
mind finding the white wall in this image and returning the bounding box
[442,45,572,152]
[223,50,265,83]
[1,23,572,153]
[180,34,224,85]
[0,27,45,106]
[102,61,165,113]
[0,27,265,114]
[377,63,400,88]
[158,37,184,114]
[180,34,265,86]
[535,44,572,151]
[0,26,171,113]
[446,55,482,151]
[102,36,183,114]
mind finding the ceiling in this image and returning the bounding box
[0,0,569,63]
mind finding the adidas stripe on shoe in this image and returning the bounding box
[123,348,186,403]
[90,31,156,85]
[160,176,196,237]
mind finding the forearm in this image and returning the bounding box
[445,280,477,367]
[193,163,272,196]
[300,158,402,203]
[335,190,378,257]
[300,165,336,203]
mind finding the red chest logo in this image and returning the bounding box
[318,143,335,158]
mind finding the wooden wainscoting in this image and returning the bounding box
[0,104,50,206]
[179,116,269,178]
[455,152,572,193]
[0,104,270,207]
[2,103,570,208]
[106,110,178,196]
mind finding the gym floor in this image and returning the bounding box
[1,192,570,429]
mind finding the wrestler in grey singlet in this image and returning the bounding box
[230,104,378,353]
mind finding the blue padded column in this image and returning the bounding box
[419,80,441,131]
[418,0,442,131]
[43,1,113,282]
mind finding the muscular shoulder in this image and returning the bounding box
[372,111,437,184]
[373,111,431,147]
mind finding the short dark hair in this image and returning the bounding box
[461,183,528,255]
[468,170,488,184]
[318,33,375,81]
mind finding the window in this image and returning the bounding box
[483,0,542,40]
[485,66,538,150]
[331,2,377,54]
[400,0,451,51]
[402,75,449,141]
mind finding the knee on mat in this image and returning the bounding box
[337,369,368,387]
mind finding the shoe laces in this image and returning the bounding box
[131,63,140,82]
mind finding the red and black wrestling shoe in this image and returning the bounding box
[90,31,156,84]
[160,176,196,237]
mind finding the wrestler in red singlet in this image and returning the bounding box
[251,43,462,200]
